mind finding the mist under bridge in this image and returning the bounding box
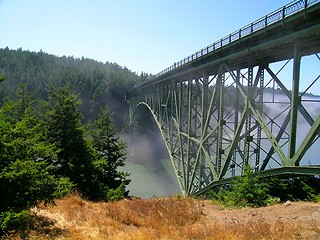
[128,0,320,196]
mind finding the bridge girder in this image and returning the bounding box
[130,54,320,195]
[128,0,320,195]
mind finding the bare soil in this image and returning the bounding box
[202,200,320,224]
[200,200,320,240]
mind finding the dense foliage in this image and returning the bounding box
[43,85,130,201]
[209,167,320,208]
[90,107,130,200]
[0,47,152,130]
[0,48,145,234]
[0,96,73,233]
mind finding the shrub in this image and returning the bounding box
[0,210,29,232]
[212,167,272,207]
[266,175,320,202]
[209,167,320,207]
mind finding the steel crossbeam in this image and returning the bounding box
[128,0,320,195]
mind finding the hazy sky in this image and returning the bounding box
[0,0,292,74]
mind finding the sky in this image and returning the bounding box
[0,0,319,94]
[0,0,292,74]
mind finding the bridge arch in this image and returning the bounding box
[134,101,186,194]
[128,0,320,196]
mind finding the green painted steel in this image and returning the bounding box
[128,0,320,195]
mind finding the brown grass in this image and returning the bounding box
[3,194,320,240]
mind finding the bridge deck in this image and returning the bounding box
[129,0,320,196]
[130,0,320,92]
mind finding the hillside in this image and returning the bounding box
[0,48,150,130]
[4,194,320,240]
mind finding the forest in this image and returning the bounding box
[0,47,152,233]
[0,47,154,130]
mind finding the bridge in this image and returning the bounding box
[128,0,320,196]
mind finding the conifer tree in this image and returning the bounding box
[0,88,72,233]
[45,85,97,197]
[44,85,130,200]
[91,107,130,200]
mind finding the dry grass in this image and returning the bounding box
[3,194,320,240]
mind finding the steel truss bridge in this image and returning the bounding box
[128,0,320,196]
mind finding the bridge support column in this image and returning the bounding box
[128,1,320,195]
[243,65,253,170]
[288,40,301,165]
[217,66,225,174]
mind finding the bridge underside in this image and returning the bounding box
[129,1,320,196]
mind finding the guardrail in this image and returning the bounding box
[154,0,319,78]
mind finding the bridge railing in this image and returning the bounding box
[154,0,319,78]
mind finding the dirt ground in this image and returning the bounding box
[202,200,320,224]
[201,200,320,239]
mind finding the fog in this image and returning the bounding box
[120,109,180,198]
[262,92,320,166]
[122,92,320,198]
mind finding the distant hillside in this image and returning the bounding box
[0,47,152,130]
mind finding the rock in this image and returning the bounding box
[284,200,292,206]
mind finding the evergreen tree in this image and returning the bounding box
[0,98,72,233]
[91,107,130,200]
[209,166,272,207]
[0,48,142,130]
[44,85,130,200]
[44,85,97,197]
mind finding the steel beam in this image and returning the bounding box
[289,41,301,161]
[128,1,320,195]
